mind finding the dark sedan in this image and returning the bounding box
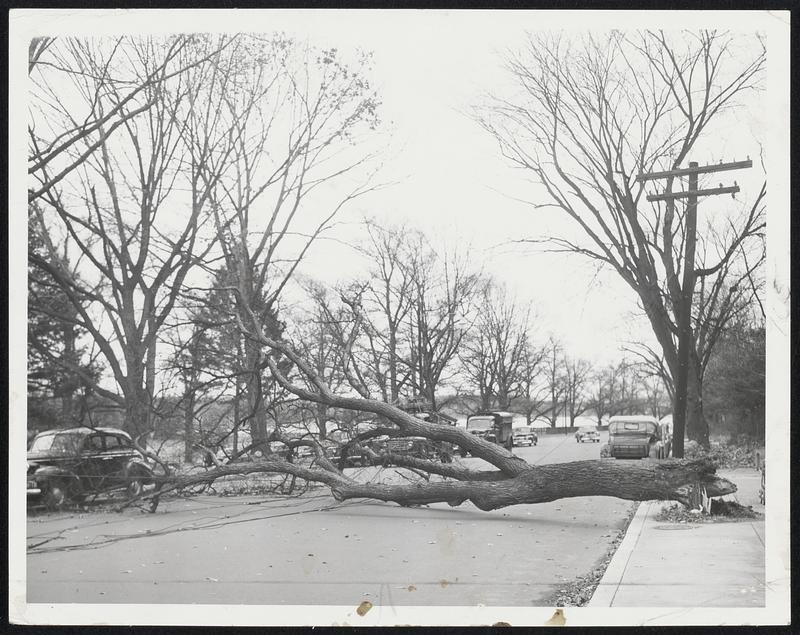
[27,427,155,510]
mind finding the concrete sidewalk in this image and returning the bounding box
[588,468,765,607]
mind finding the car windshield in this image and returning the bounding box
[467,417,494,431]
[514,427,532,435]
[29,432,82,455]
[579,427,596,433]
[609,421,657,435]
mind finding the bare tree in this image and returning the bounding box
[642,375,669,419]
[28,35,241,440]
[478,30,765,451]
[290,280,352,440]
[587,366,615,426]
[459,280,532,411]
[541,338,567,428]
[28,35,233,203]
[350,220,417,403]
[624,343,675,405]
[197,37,380,444]
[515,339,549,425]
[625,211,765,422]
[341,222,482,411]
[403,237,483,409]
[144,308,736,511]
[458,299,496,412]
[563,356,592,426]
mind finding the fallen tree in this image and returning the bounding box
[133,312,736,512]
[147,454,734,511]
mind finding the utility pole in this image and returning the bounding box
[637,159,752,457]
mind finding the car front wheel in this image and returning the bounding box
[126,466,153,500]
[127,478,144,499]
[43,479,69,511]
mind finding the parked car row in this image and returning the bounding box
[27,413,672,512]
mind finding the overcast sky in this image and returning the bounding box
[275,12,658,363]
[271,11,770,365]
[13,10,782,367]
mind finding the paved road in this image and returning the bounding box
[26,430,634,606]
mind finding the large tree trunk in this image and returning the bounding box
[331,458,735,510]
[244,338,269,443]
[125,388,151,441]
[143,456,736,513]
[233,381,240,455]
[687,358,710,448]
[145,318,157,434]
[388,326,399,404]
[59,320,77,423]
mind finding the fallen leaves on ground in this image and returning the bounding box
[656,501,761,524]
[684,438,762,469]
[547,503,638,607]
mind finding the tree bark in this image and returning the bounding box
[687,358,710,447]
[145,318,157,434]
[233,387,240,455]
[244,338,269,443]
[59,320,77,423]
[183,390,195,463]
[315,402,329,440]
[332,458,734,510]
[144,456,735,513]
[125,388,151,441]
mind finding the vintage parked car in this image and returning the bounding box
[27,427,155,510]
[607,416,670,459]
[512,426,538,447]
[575,425,601,443]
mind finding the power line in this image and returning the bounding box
[637,159,752,457]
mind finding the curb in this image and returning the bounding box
[587,500,653,607]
